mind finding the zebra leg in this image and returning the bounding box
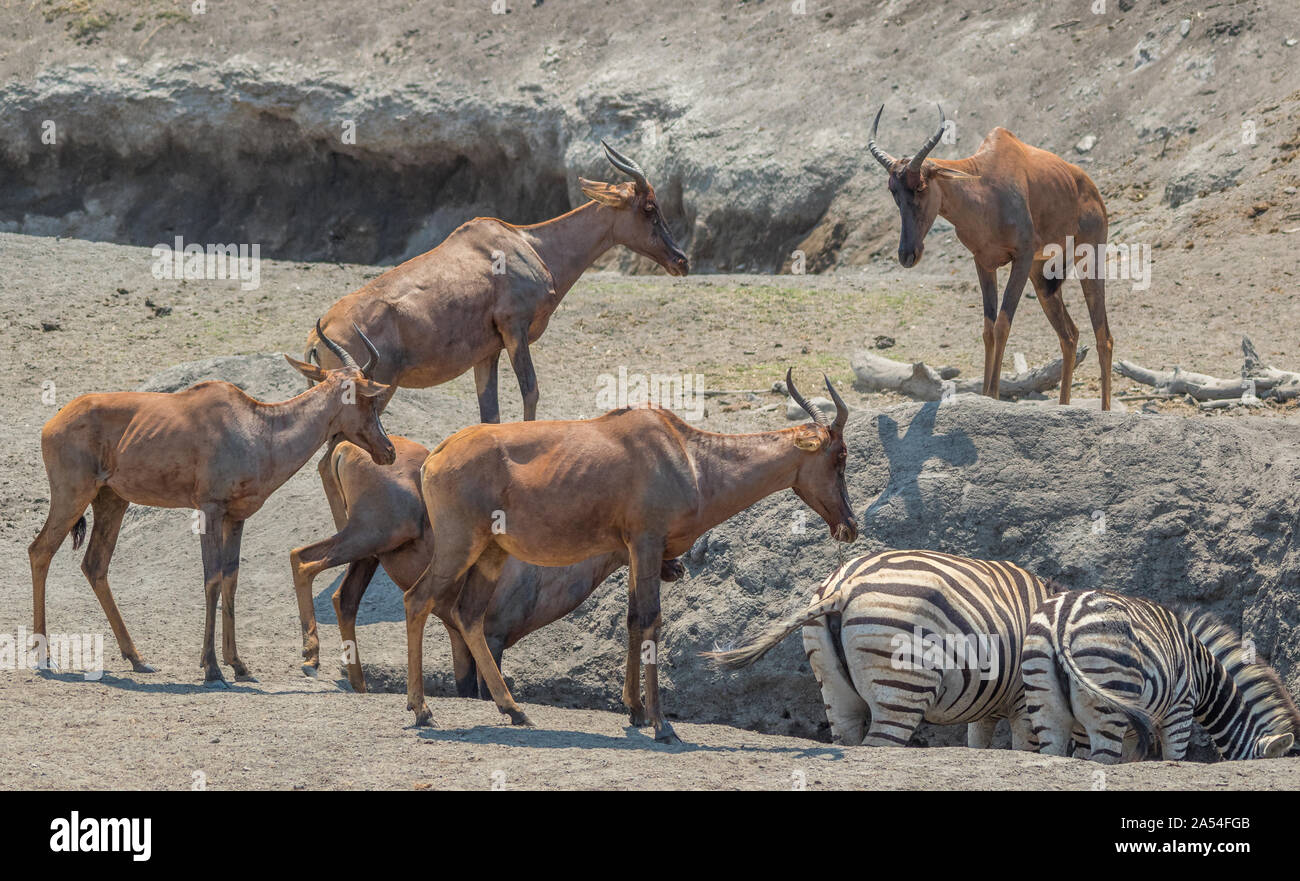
[1001,689,1038,751]
[860,687,930,747]
[1072,690,1129,764]
[1070,726,1092,760]
[1156,701,1195,761]
[855,667,940,748]
[802,619,867,745]
[1022,629,1075,755]
[967,717,997,749]
[1008,713,1037,751]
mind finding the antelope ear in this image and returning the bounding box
[353,378,392,399]
[580,178,632,208]
[925,163,979,181]
[284,354,329,383]
[792,428,823,452]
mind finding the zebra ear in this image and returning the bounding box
[1260,733,1293,758]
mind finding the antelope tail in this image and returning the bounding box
[1057,636,1157,759]
[702,590,843,671]
[71,515,87,551]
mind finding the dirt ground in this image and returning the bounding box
[3,234,1299,790]
[2,0,1300,790]
[9,666,1300,791]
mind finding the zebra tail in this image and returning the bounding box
[1057,636,1157,759]
[701,591,843,671]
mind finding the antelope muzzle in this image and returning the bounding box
[833,518,859,543]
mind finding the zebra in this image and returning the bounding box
[1022,590,1299,763]
[704,549,1058,748]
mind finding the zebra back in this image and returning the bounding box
[1037,591,1297,760]
[828,549,1059,725]
[1036,590,1175,758]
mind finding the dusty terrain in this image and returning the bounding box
[4,235,1299,790]
[1,0,1299,789]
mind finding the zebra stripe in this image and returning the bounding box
[705,549,1058,748]
[1023,590,1298,763]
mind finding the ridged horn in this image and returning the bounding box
[867,104,899,171]
[787,367,830,427]
[907,104,946,173]
[601,139,649,191]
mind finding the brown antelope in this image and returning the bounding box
[403,371,858,742]
[868,105,1114,409]
[288,435,683,695]
[28,324,395,684]
[304,139,686,526]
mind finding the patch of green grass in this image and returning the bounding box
[44,0,191,42]
[42,0,114,41]
[702,352,853,391]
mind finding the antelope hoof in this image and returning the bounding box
[507,709,534,728]
[204,676,231,689]
[654,722,681,745]
[130,660,156,674]
[230,660,251,678]
[412,705,434,727]
[628,708,650,727]
[302,664,319,678]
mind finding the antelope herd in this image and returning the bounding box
[28,123,1297,763]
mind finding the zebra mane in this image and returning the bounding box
[1179,607,1300,744]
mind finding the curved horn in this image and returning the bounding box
[907,104,946,174]
[786,367,830,427]
[601,139,649,191]
[823,374,848,432]
[867,104,899,172]
[315,319,359,371]
[353,322,380,378]
[307,346,320,367]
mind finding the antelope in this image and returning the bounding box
[402,371,858,743]
[304,139,686,526]
[289,434,684,695]
[868,105,1114,409]
[27,324,395,684]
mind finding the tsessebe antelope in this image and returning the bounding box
[305,140,687,529]
[28,324,394,684]
[288,434,682,695]
[868,105,1115,409]
[404,371,858,742]
[1023,590,1299,763]
[706,549,1058,748]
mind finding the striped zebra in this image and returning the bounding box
[705,549,1058,748]
[1022,590,1299,763]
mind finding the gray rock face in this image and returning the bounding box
[5,0,1291,274]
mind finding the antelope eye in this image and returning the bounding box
[644,202,656,214]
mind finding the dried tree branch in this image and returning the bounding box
[1115,336,1300,403]
[851,346,1089,402]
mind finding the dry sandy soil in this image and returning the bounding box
[1,0,1299,789]
[4,235,1299,791]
